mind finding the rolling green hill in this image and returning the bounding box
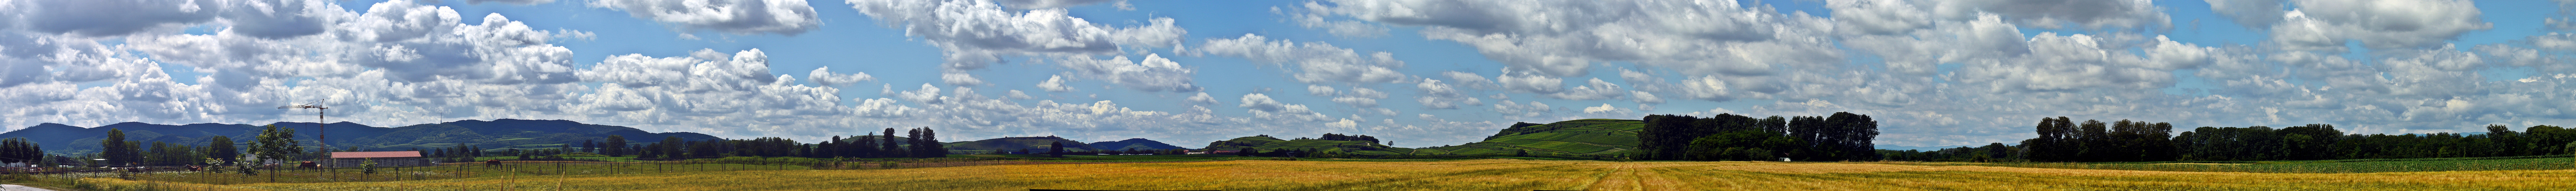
[1089,138,1187,151]
[944,136,1095,152]
[1201,136,1413,157]
[1196,119,1643,158]
[1410,119,1644,158]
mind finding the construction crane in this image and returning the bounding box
[277,100,330,168]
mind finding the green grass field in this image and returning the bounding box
[1412,119,1642,158]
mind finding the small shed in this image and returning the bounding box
[330,151,433,167]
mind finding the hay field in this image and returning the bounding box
[56,159,2576,191]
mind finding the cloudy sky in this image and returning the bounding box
[3,0,2573,148]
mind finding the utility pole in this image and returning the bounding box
[278,100,330,172]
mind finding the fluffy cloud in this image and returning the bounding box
[2270,0,2490,51]
[580,49,777,89]
[1306,85,1338,96]
[1192,34,1406,84]
[563,50,856,134]
[847,0,1183,86]
[471,0,559,5]
[806,67,875,87]
[1543,78,1626,100]
[2204,0,2286,28]
[222,0,351,39]
[1053,54,1198,92]
[1414,79,1477,109]
[993,0,1120,10]
[1582,104,1625,115]
[1837,13,2030,74]
[1489,100,1551,118]
[1036,75,1075,92]
[1185,92,1219,105]
[1330,87,1386,108]
[1927,0,2172,30]
[1440,71,1499,90]
[13,0,218,36]
[0,0,634,133]
[1494,71,1562,94]
[588,0,821,35]
[1949,33,2177,92]
[1307,0,1840,77]
[1826,0,1933,36]
[1239,93,1328,122]
[345,6,584,85]
[1278,5,1389,38]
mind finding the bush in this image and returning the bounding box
[360,159,377,174]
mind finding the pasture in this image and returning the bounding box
[10,158,2572,191]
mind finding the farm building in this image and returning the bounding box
[329,151,434,167]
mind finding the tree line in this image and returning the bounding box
[1316,133,1381,143]
[1637,112,1880,161]
[1884,117,2576,162]
[620,127,952,159]
[85,128,249,167]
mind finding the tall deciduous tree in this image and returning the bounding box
[0,138,40,165]
[246,125,302,182]
[208,136,238,165]
[660,136,685,159]
[102,128,135,166]
[857,132,879,158]
[914,128,943,158]
[1050,141,1065,158]
[2076,120,2108,161]
[819,136,842,158]
[603,135,627,157]
[881,128,903,158]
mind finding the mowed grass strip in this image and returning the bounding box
[144,159,2576,191]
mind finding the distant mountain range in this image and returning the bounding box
[1089,138,1188,151]
[0,119,723,154]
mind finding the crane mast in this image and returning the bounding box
[277,100,329,168]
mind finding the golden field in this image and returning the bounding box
[31,159,2576,191]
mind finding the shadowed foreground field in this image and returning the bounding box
[56,159,2576,191]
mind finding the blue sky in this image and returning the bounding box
[5,0,2576,149]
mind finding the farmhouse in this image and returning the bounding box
[329,151,434,167]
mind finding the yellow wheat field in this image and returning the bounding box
[69,159,2576,191]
